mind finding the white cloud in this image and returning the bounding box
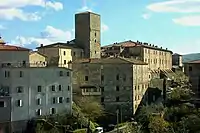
[12,26,72,46]
[173,15,200,26]
[0,0,63,21]
[78,6,92,12]
[147,0,200,13]
[101,23,109,32]
[0,0,63,11]
[0,8,41,21]
[0,25,6,30]
[142,13,151,19]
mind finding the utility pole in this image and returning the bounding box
[116,109,119,133]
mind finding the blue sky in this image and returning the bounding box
[0,0,200,54]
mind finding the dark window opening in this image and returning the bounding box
[189,66,192,72]
[64,60,66,64]
[59,71,63,76]
[19,71,23,77]
[37,86,42,92]
[52,97,56,104]
[116,97,119,102]
[101,75,104,82]
[58,85,62,91]
[0,101,5,107]
[51,85,55,91]
[101,87,104,92]
[85,76,88,81]
[116,86,119,91]
[67,72,70,76]
[116,74,119,80]
[101,97,104,102]
[64,51,66,55]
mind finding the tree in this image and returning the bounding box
[76,96,104,121]
[148,116,170,133]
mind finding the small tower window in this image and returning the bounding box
[95,39,96,43]
[95,32,96,37]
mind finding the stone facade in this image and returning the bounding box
[172,53,183,67]
[184,60,200,97]
[29,51,47,67]
[0,66,72,132]
[71,57,150,117]
[75,12,101,59]
[101,41,173,72]
[37,43,84,68]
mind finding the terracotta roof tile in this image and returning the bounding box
[186,60,200,64]
[72,57,147,65]
[0,45,30,51]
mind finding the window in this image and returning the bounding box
[4,71,10,78]
[95,39,96,43]
[68,86,70,91]
[101,87,104,92]
[64,60,66,65]
[66,98,70,103]
[37,86,42,92]
[58,85,62,91]
[95,51,96,54]
[85,76,88,81]
[63,51,66,55]
[73,52,76,56]
[189,66,192,72]
[58,97,63,103]
[116,86,119,91]
[17,100,23,107]
[51,85,55,91]
[67,72,70,76]
[36,109,41,116]
[16,86,23,93]
[116,97,119,102]
[50,108,56,114]
[116,74,119,80]
[0,101,6,107]
[59,71,63,76]
[101,75,104,82]
[101,97,104,102]
[52,97,56,104]
[36,98,41,105]
[19,71,23,77]
[95,32,96,37]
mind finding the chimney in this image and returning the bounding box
[149,44,151,46]
[67,41,70,44]
[166,48,168,50]
[161,47,162,49]
[40,44,43,47]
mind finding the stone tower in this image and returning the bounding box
[75,11,101,59]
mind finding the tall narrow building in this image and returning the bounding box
[75,11,101,59]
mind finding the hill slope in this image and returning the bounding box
[183,53,200,63]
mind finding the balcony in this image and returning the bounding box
[80,85,102,96]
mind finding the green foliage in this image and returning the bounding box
[76,97,104,121]
[148,116,169,133]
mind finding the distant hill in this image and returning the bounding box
[183,53,200,63]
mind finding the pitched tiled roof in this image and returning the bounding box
[103,40,172,53]
[36,40,82,49]
[73,57,147,65]
[0,45,30,51]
